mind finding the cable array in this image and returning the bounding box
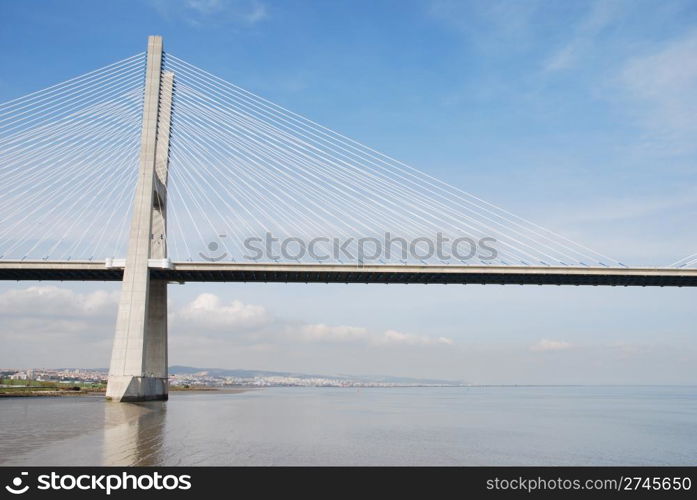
[669,253,697,269]
[0,51,625,267]
[0,53,144,261]
[163,54,622,267]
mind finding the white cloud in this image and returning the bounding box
[1,286,695,383]
[0,286,118,367]
[530,339,573,352]
[544,0,623,72]
[548,189,697,225]
[186,0,226,14]
[293,324,369,343]
[0,286,118,317]
[150,0,267,26]
[375,329,454,347]
[428,0,541,52]
[616,30,697,155]
[172,293,270,329]
[172,293,455,347]
[291,324,454,346]
[0,287,453,353]
[0,287,454,370]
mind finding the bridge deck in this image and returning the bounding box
[1,261,696,287]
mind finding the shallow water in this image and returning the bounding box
[1,386,695,465]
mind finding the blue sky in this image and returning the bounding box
[1,0,697,383]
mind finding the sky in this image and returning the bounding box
[1,0,697,384]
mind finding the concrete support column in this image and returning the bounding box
[106,36,173,402]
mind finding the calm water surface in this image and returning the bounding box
[1,386,695,465]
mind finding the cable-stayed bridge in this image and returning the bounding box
[1,36,696,401]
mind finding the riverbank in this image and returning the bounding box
[0,386,253,398]
[0,389,104,397]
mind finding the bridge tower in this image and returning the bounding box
[106,36,174,402]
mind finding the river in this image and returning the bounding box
[1,386,695,466]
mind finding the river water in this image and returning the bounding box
[1,386,695,466]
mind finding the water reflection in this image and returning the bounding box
[102,401,167,466]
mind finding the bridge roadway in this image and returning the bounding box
[1,260,697,287]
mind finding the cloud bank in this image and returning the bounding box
[530,339,573,352]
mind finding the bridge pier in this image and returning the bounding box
[106,36,173,402]
[106,280,168,401]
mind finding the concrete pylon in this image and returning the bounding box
[106,36,174,402]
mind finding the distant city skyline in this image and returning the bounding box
[1,365,467,387]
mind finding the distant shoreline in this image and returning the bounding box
[0,390,105,398]
[0,386,256,398]
[2,384,694,398]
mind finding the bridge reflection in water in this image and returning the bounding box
[102,402,167,466]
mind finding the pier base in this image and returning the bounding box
[105,376,168,402]
[106,279,169,402]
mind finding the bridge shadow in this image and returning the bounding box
[102,401,167,466]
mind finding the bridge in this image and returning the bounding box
[1,36,695,402]
[2,260,697,287]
